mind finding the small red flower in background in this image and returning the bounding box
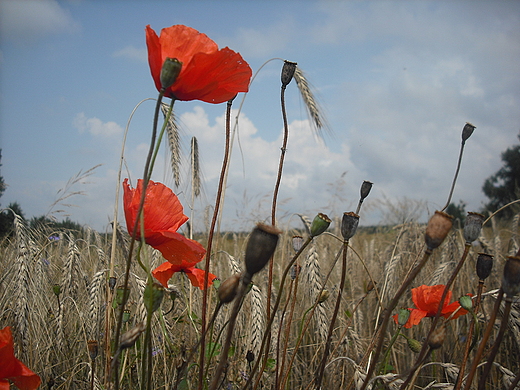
[0,326,41,390]
[146,24,252,104]
[152,261,216,290]
[393,284,468,329]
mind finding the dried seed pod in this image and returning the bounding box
[281,60,297,87]
[160,57,182,90]
[463,212,485,243]
[502,256,520,299]
[365,280,376,293]
[292,235,304,252]
[317,290,330,304]
[428,323,446,350]
[143,282,165,314]
[244,223,282,277]
[108,276,117,291]
[476,253,493,280]
[310,213,331,238]
[120,322,146,350]
[360,180,373,201]
[341,212,360,241]
[246,350,255,363]
[425,211,453,251]
[462,122,476,142]
[87,340,99,360]
[218,273,241,304]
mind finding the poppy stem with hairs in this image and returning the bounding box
[199,98,234,390]
[111,89,164,390]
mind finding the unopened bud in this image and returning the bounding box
[462,122,476,142]
[281,60,297,87]
[317,290,330,304]
[292,235,304,252]
[459,295,473,312]
[52,284,61,296]
[244,223,282,277]
[160,58,182,90]
[463,212,485,243]
[428,323,446,350]
[87,340,99,360]
[476,253,493,280]
[360,181,373,201]
[407,338,422,353]
[218,273,241,304]
[144,282,164,314]
[425,211,453,251]
[310,213,331,238]
[341,212,360,241]
[502,256,520,299]
[120,322,146,350]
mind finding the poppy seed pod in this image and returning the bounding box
[459,295,473,312]
[341,212,360,241]
[109,276,117,291]
[428,323,446,350]
[122,309,131,323]
[52,284,61,297]
[407,338,422,353]
[310,213,331,238]
[218,273,241,304]
[244,223,282,277]
[463,212,485,243]
[360,180,373,201]
[87,340,99,360]
[397,309,411,327]
[292,235,304,252]
[425,211,453,251]
[476,253,493,280]
[160,57,182,90]
[143,282,165,314]
[462,122,476,142]
[502,256,520,299]
[281,60,297,87]
[120,322,146,350]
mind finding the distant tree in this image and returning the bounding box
[0,202,25,237]
[446,200,467,228]
[482,135,520,219]
[29,215,83,233]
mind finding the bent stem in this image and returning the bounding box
[199,98,234,390]
[441,139,467,212]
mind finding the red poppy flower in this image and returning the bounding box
[123,178,206,266]
[0,326,41,390]
[393,285,468,329]
[152,261,216,290]
[146,24,252,103]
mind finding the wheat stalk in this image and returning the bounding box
[162,102,181,187]
[293,67,328,138]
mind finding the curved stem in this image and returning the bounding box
[441,141,465,212]
[199,98,234,389]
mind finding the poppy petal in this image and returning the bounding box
[151,231,206,267]
[404,309,428,328]
[442,301,468,319]
[152,262,182,287]
[184,267,216,290]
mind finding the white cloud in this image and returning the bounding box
[74,112,123,137]
[113,45,147,62]
[0,0,80,44]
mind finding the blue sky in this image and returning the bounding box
[1,0,519,232]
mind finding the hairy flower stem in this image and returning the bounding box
[399,243,471,390]
[463,289,504,390]
[243,236,313,390]
[315,241,348,388]
[454,280,485,390]
[477,299,512,389]
[112,90,165,389]
[199,99,234,390]
[360,249,433,390]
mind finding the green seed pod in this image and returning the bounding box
[310,213,331,238]
[459,295,473,312]
[52,284,61,297]
[122,309,131,323]
[143,282,165,314]
[397,309,411,327]
[160,57,182,90]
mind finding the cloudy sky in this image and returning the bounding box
[1,0,519,233]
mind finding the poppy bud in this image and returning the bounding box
[143,282,164,314]
[310,213,331,238]
[115,285,128,307]
[281,60,297,87]
[341,212,360,241]
[160,57,182,90]
[463,212,485,243]
[244,223,282,278]
[428,323,446,350]
[317,289,330,304]
[360,180,373,201]
[461,122,476,142]
[407,338,422,353]
[476,253,493,280]
[120,322,146,350]
[292,235,304,252]
[87,340,99,360]
[459,295,473,312]
[52,284,61,297]
[122,309,131,323]
[397,309,411,327]
[502,256,520,299]
[425,211,453,251]
[109,276,117,291]
[218,273,241,304]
